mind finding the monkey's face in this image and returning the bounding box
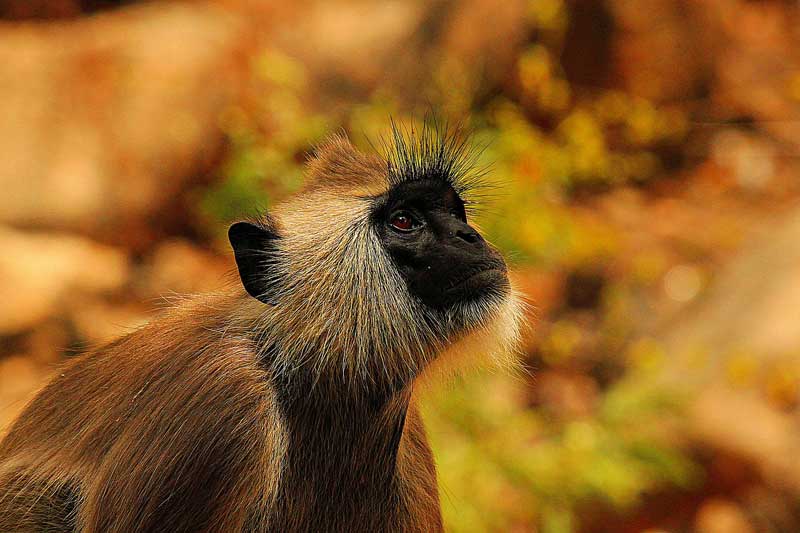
[375,180,509,312]
[229,128,521,386]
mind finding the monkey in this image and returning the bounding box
[0,123,522,532]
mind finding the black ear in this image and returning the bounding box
[228,221,281,305]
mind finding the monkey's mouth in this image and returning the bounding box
[444,266,509,299]
[452,268,504,287]
[408,260,509,310]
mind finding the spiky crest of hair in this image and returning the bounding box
[302,120,491,210]
[383,119,490,213]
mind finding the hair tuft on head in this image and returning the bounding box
[382,117,492,211]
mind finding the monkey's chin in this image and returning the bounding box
[417,284,523,388]
[457,269,509,301]
[442,275,513,335]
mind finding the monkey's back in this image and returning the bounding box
[0,294,442,532]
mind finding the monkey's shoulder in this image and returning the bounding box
[0,305,284,532]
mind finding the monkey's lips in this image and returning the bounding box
[445,267,509,299]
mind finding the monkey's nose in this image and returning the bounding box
[455,228,481,244]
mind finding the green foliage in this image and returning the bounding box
[423,374,697,533]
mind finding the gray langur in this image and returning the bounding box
[0,123,522,532]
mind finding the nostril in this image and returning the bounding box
[456,229,481,244]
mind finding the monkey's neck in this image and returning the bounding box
[276,379,411,477]
[271,376,412,527]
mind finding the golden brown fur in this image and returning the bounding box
[0,132,521,532]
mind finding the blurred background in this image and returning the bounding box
[0,0,799,531]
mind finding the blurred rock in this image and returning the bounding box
[658,206,800,494]
[273,0,423,89]
[0,226,129,334]
[0,3,246,244]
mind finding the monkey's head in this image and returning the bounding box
[229,125,522,391]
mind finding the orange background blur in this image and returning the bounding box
[2,1,800,531]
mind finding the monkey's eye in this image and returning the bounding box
[389,211,422,233]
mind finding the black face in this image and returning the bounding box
[375,180,509,310]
